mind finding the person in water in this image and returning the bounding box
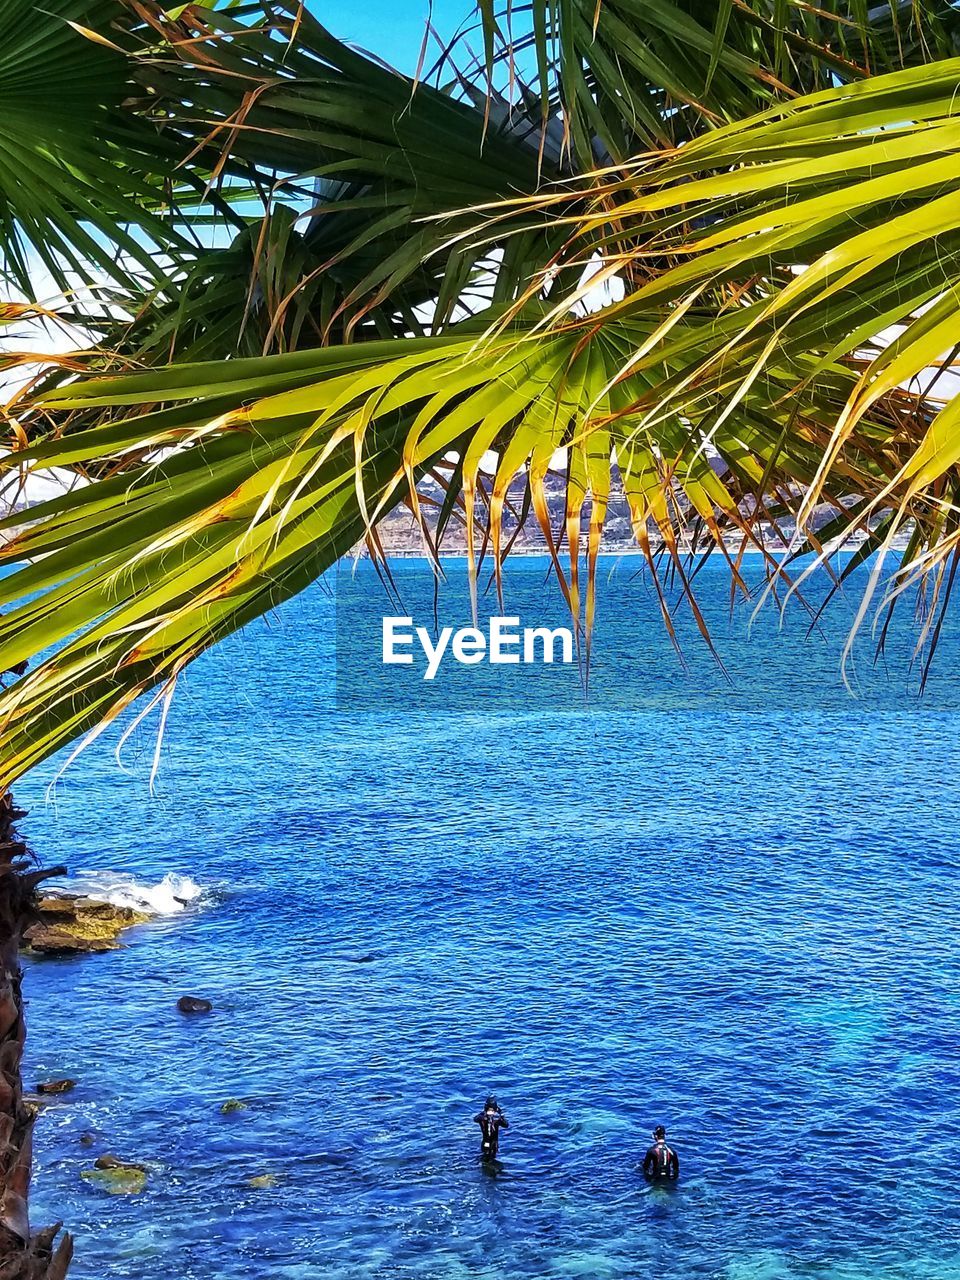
[643,1125,679,1180]
[474,1095,509,1158]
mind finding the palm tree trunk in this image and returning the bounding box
[0,795,71,1280]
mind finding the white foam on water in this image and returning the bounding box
[61,871,204,917]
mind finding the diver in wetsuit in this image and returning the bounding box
[474,1096,509,1159]
[643,1125,679,1180]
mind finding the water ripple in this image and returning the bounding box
[18,557,960,1278]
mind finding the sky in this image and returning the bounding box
[318,1,478,75]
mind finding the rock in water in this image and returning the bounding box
[94,1155,147,1172]
[24,895,150,955]
[36,1078,76,1095]
[177,996,213,1014]
[82,1164,148,1196]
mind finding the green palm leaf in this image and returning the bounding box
[6,0,960,790]
[0,294,924,787]
[480,0,960,163]
[0,0,201,296]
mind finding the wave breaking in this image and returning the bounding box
[59,872,204,917]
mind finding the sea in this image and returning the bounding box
[17,553,960,1280]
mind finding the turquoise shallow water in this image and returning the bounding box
[17,555,960,1278]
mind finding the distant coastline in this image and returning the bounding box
[363,535,910,560]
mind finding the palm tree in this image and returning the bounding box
[3,0,960,1271]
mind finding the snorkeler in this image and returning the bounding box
[474,1096,509,1158]
[643,1125,679,1180]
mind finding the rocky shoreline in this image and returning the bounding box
[22,894,151,956]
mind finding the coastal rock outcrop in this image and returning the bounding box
[35,1079,76,1095]
[23,894,149,955]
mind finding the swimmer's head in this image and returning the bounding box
[485,1095,499,1113]
[653,1125,666,1140]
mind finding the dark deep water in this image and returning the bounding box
[17,554,960,1279]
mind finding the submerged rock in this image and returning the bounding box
[177,996,213,1015]
[220,1099,248,1114]
[24,895,149,956]
[247,1173,277,1190]
[36,1078,77,1095]
[82,1163,147,1196]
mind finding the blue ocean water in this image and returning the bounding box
[17,554,960,1279]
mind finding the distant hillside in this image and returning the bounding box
[374,465,869,558]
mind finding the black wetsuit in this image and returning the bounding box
[643,1140,679,1180]
[474,1109,509,1157]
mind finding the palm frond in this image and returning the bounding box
[108,0,570,355]
[499,59,960,539]
[480,0,960,164]
[0,295,931,787]
[0,0,199,296]
[5,1,960,790]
